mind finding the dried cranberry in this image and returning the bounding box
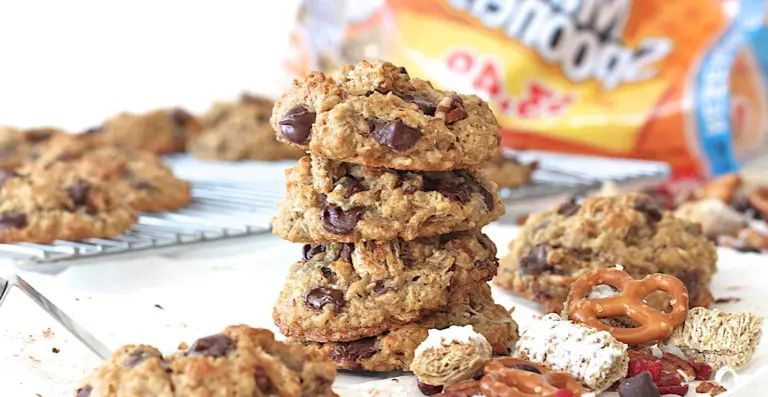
[417,382,443,395]
[657,384,689,396]
[693,362,713,380]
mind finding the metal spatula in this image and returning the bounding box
[0,274,112,360]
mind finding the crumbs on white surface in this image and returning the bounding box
[414,325,487,356]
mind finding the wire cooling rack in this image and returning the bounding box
[0,180,283,265]
[0,153,670,266]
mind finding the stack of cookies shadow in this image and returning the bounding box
[268,61,518,371]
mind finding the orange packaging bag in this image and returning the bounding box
[283,0,768,178]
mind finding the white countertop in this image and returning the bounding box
[2,223,768,396]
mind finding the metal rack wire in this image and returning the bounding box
[0,154,671,265]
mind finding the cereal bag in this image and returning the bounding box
[283,0,768,177]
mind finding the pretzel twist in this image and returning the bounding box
[567,268,689,345]
[441,357,587,397]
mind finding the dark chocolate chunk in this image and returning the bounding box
[371,119,422,151]
[618,371,660,397]
[123,349,157,368]
[187,334,234,358]
[306,287,345,310]
[373,280,388,294]
[557,201,581,216]
[397,94,437,116]
[634,197,663,223]
[417,382,443,395]
[518,245,550,275]
[75,386,92,397]
[303,244,325,261]
[339,243,355,262]
[329,337,378,364]
[65,180,91,207]
[278,106,316,144]
[0,211,27,229]
[343,178,366,199]
[676,270,700,299]
[133,180,155,191]
[169,108,192,127]
[321,203,364,235]
[399,66,408,76]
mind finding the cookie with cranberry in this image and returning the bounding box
[93,108,201,155]
[494,193,717,313]
[272,60,500,171]
[272,155,504,243]
[74,325,336,397]
[28,134,191,212]
[189,93,305,161]
[274,230,498,342]
[297,283,517,372]
[0,126,61,170]
[0,162,137,243]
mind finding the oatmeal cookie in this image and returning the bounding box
[274,230,498,342]
[93,108,201,155]
[272,60,500,171]
[298,283,517,372]
[27,134,191,212]
[75,325,337,397]
[272,155,504,243]
[482,151,536,189]
[0,126,61,170]
[0,162,137,243]
[494,194,717,313]
[189,93,305,161]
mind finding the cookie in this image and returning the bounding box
[274,230,498,342]
[297,283,517,372]
[0,162,137,244]
[189,93,305,161]
[93,108,201,155]
[494,194,718,313]
[482,151,536,189]
[75,325,337,397]
[0,126,61,170]
[28,134,191,212]
[272,155,504,243]
[272,60,500,171]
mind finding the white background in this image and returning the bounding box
[0,0,300,130]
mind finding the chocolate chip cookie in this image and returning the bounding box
[272,155,504,243]
[0,162,137,243]
[28,134,191,212]
[75,325,337,397]
[482,151,536,189]
[189,93,305,161]
[298,283,517,372]
[272,60,500,171]
[92,108,201,155]
[0,126,61,170]
[494,194,718,313]
[274,230,498,342]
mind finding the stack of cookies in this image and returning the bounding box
[269,61,518,371]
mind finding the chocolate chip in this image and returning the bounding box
[343,178,366,199]
[532,220,550,233]
[371,119,422,151]
[508,363,541,374]
[133,181,155,191]
[0,170,18,188]
[676,270,700,299]
[306,287,345,310]
[634,197,663,223]
[518,245,549,275]
[24,130,53,143]
[0,211,27,230]
[436,95,468,124]
[476,184,495,210]
[397,94,437,116]
[321,203,364,235]
[303,244,325,261]
[169,108,192,127]
[373,281,388,294]
[339,243,354,262]
[279,106,315,144]
[123,349,155,368]
[558,201,581,216]
[187,334,234,358]
[417,382,443,395]
[320,267,337,282]
[398,66,408,76]
[329,337,377,363]
[65,180,91,207]
[75,386,92,397]
[618,371,660,397]
[424,177,494,210]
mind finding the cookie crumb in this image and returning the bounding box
[411,325,491,387]
[42,328,54,338]
[52,347,60,354]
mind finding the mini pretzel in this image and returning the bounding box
[440,357,588,397]
[567,268,689,345]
